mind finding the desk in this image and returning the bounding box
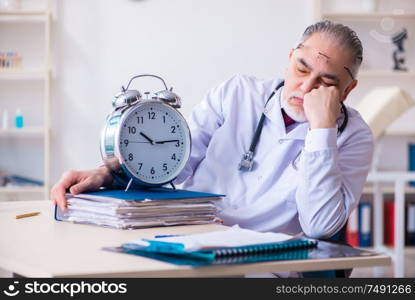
[0,201,391,277]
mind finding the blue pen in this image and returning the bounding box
[154,234,183,238]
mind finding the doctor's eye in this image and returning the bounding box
[296,68,308,74]
[321,81,336,87]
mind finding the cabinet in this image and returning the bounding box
[0,0,51,201]
[313,0,415,277]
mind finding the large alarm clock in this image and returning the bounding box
[100,74,191,189]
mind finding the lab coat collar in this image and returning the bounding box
[263,80,309,140]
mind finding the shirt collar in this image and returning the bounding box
[264,82,309,140]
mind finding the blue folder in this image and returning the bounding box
[104,246,312,267]
[70,187,225,201]
[409,144,415,187]
[104,239,317,267]
[358,202,372,247]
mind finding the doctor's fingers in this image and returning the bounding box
[306,85,339,100]
[51,186,68,211]
[69,176,102,195]
[51,170,82,210]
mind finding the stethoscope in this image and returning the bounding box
[238,80,349,171]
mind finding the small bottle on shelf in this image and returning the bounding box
[2,109,9,129]
[15,108,23,128]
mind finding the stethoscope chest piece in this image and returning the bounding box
[238,151,254,171]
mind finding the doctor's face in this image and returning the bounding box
[282,32,357,122]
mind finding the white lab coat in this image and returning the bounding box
[175,75,373,239]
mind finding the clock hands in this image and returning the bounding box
[139,132,154,145]
[136,132,180,145]
[155,139,180,144]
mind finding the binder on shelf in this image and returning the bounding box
[384,200,395,247]
[103,225,318,266]
[409,143,415,187]
[346,207,359,247]
[406,203,415,246]
[54,187,224,229]
[358,202,372,247]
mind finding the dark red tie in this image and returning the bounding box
[281,109,296,127]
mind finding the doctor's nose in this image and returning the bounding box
[299,78,320,94]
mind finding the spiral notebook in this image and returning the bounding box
[103,225,318,266]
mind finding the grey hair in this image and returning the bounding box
[298,20,363,79]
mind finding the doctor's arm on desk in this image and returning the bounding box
[51,167,114,210]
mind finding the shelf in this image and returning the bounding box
[0,9,48,22]
[363,246,415,256]
[375,246,415,258]
[0,127,45,137]
[0,2,51,202]
[367,171,415,182]
[0,9,48,15]
[0,186,44,194]
[0,70,48,80]
[358,70,415,78]
[363,183,415,194]
[322,12,415,19]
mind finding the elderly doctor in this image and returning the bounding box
[51,21,373,241]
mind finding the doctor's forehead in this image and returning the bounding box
[295,33,353,66]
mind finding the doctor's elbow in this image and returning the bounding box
[301,226,332,239]
[300,218,344,239]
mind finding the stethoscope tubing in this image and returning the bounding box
[239,80,348,171]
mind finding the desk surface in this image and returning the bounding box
[0,201,391,277]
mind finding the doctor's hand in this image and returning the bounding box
[303,86,341,129]
[50,167,114,211]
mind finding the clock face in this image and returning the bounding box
[117,101,191,184]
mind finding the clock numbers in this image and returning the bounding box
[128,126,136,134]
[120,104,189,184]
[148,112,156,120]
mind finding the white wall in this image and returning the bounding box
[50,0,314,182]
[3,0,411,188]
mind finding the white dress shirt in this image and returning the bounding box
[175,75,374,238]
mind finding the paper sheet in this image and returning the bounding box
[130,225,296,251]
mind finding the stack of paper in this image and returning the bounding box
[54,187,223,229]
